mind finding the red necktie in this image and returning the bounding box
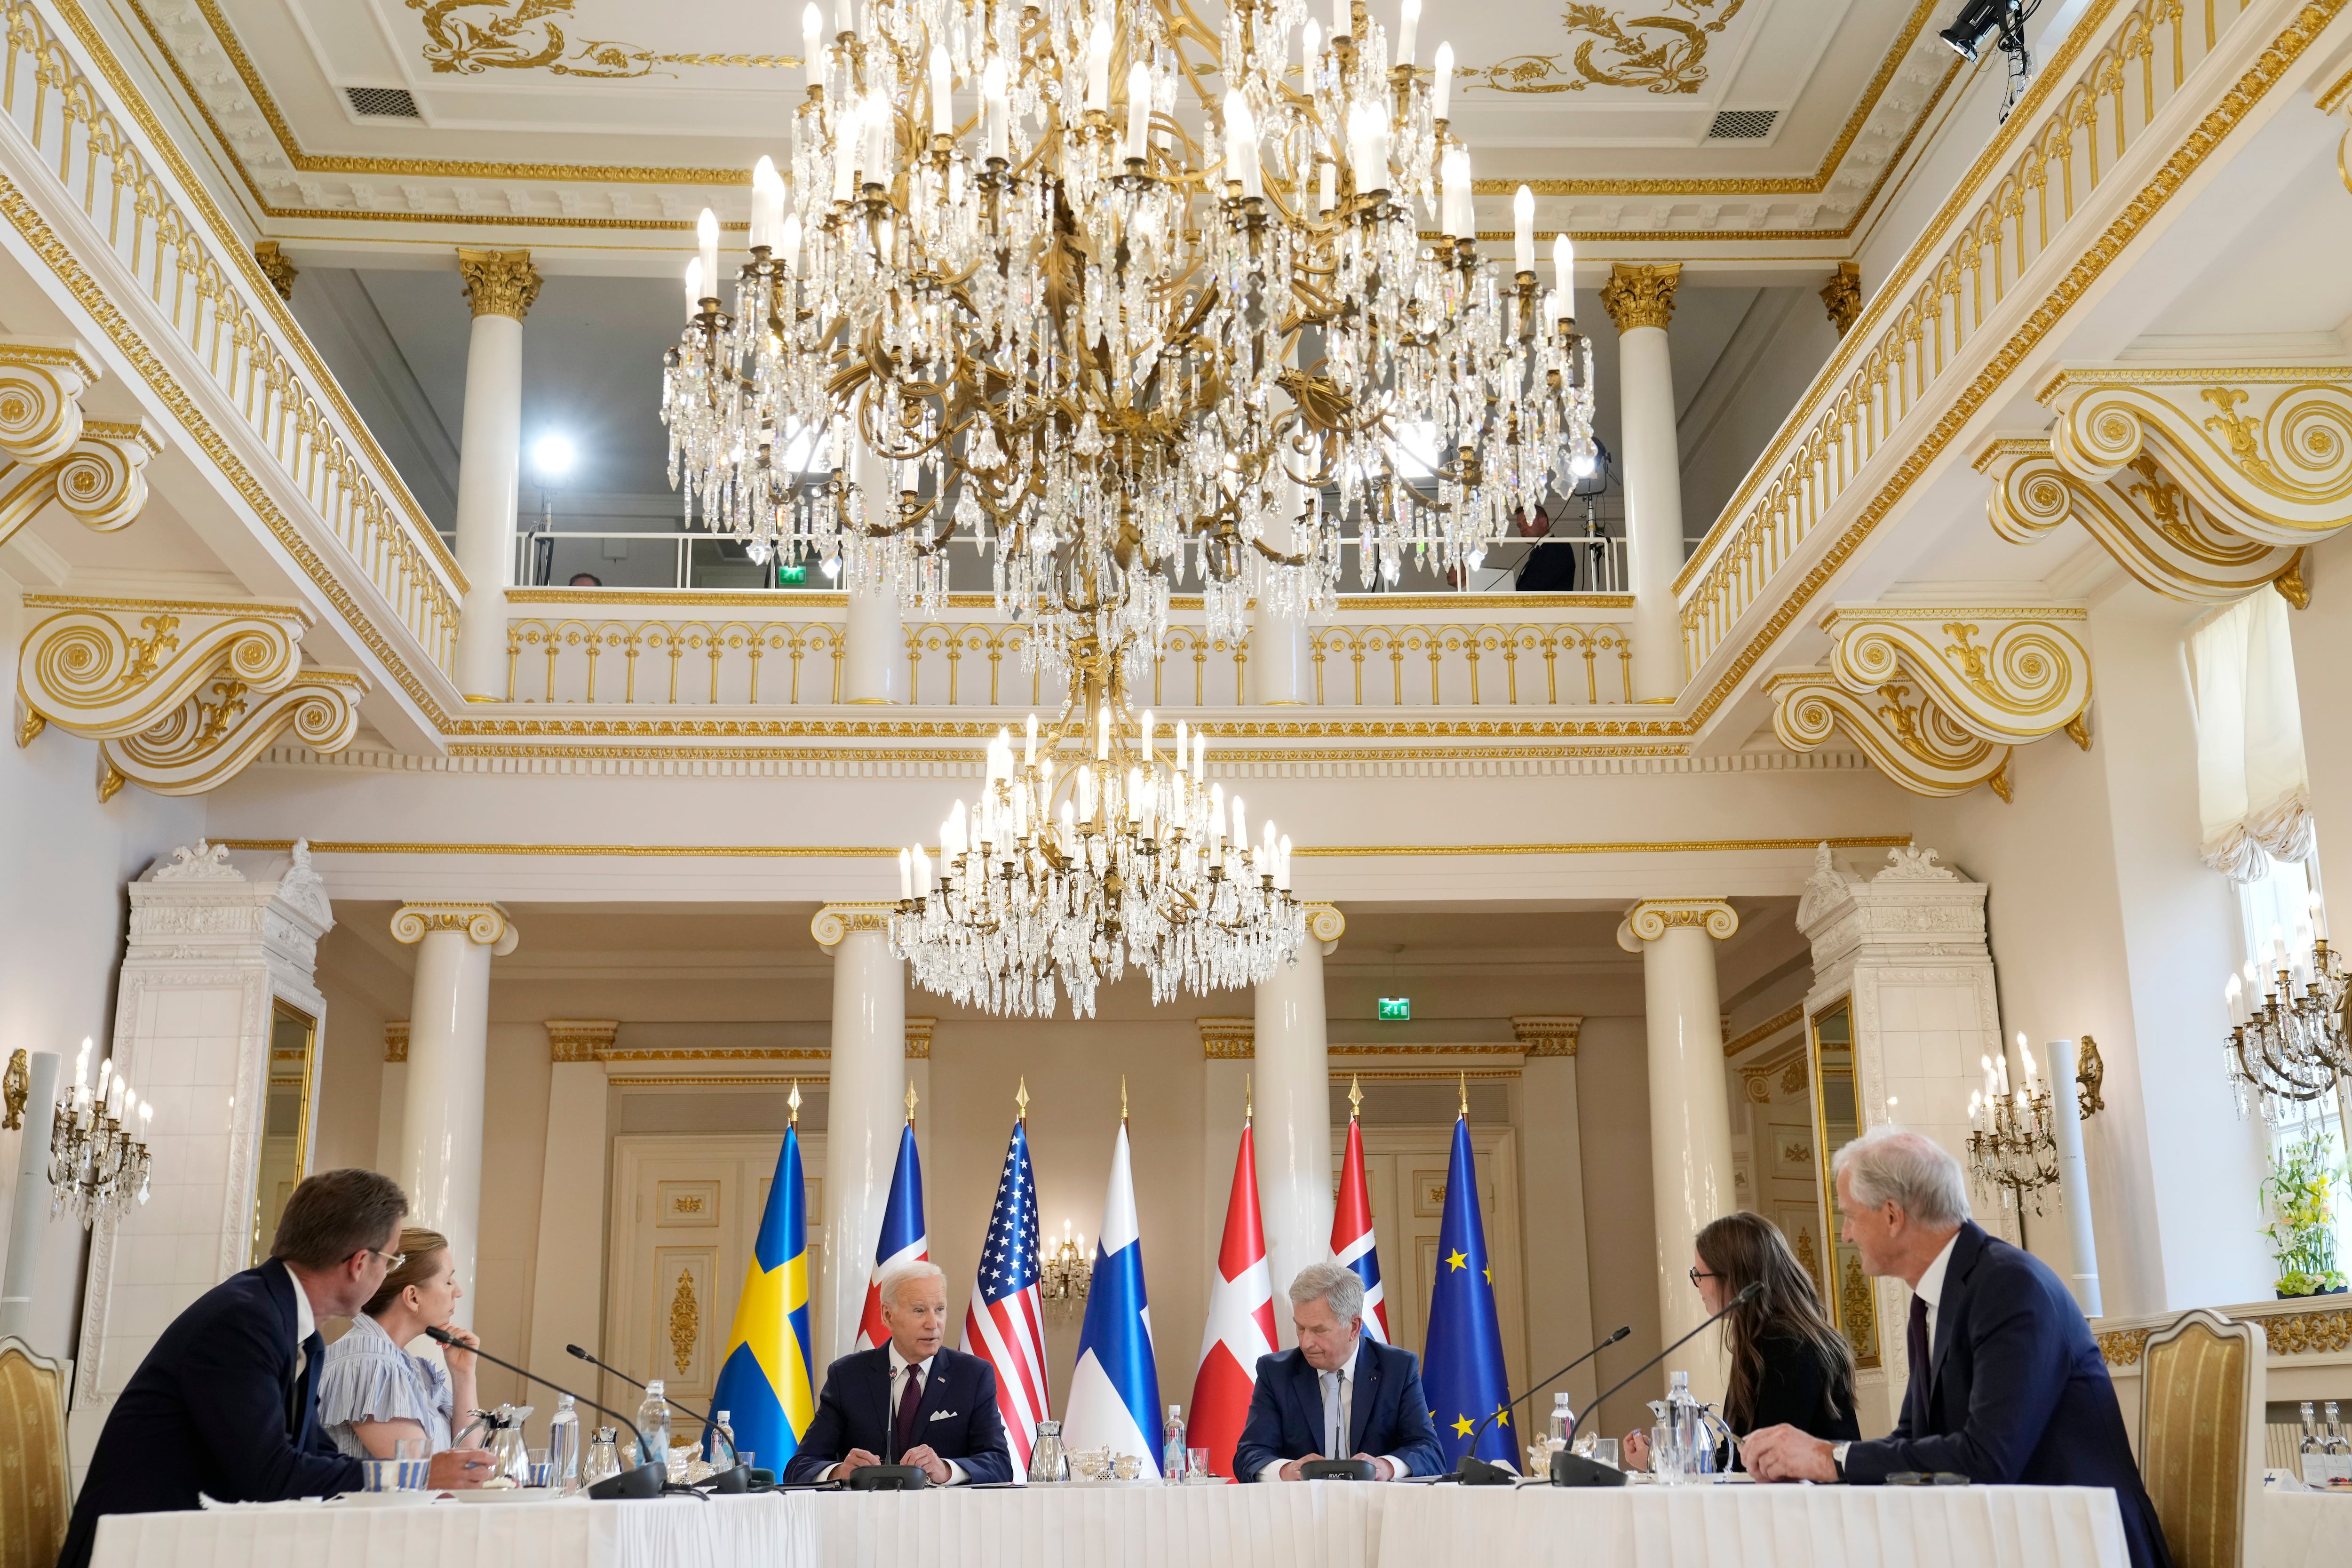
[892,1363,924,1461]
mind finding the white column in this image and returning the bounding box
[451,248,541,701]
[391,902,519,1328]
[1249,429,1312,706]
[1618,897,1737,1404]
[1602,263,1685,703]
[0,1051,62,1341]
[1254,907,1342,1336]
[813,907,906,1366]
[842,442,904,703]
[527,1021,616,1413]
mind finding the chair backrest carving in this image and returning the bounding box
[0,1335,71,1568]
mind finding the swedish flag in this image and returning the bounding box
[1422,1097,1516,1470]
[707,1122,816,1471]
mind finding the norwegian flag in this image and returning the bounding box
[1189,1118,1277,1479]
[1332,1109,1390,1342]
[854,1121,928,1353]
[959,1117,1049,1475]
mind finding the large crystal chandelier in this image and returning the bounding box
[889,637,1301,1016]
[50,1037,153,1230]
[660,0,1598,680]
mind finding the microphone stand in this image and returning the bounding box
[1546,1281,1767,1489]
[424,1326,666,1500]
[1452,1325,1632,1487]
[567,1345,752,1492]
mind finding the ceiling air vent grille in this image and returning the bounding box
[1706,109,1777,140]
[346,86,421,120]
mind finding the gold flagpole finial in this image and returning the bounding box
[788,1079,802,1128]
[1458,1071,1469,1120]
[1015,1076,1030,1124]
[905,1082,920,1126]
[1120,1074,1128,1123]
[1349,1074,1362,1120]
[1245,1072,1253,1122]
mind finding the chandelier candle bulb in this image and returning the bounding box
[1513,186,1534,274]
[1398,0,1418,64]
[1433,41,1452,119]
[696,210,720,301]
[930,46,953,136]
[1086,19,1112,111]
[750,157,779,250]
[983,56,1008,160]
[1303,20,1321,83]
[1126,62,1152,160]
[803,3,823,91]
[899,848,913,900]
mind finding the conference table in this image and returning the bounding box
[87,1476,2192,1568]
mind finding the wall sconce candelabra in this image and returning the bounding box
[49,1038,152,1230]
[2222,913,2348,1121]
[1967,1034,2104,1215]
[1041,1219,1092,1321]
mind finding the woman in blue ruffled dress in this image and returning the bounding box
[316,1227,490,1459]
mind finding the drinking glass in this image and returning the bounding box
[1187,1447,1210,1481]
[393,1438,426,1461]
[1590,1439,1621,1471]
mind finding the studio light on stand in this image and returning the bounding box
[1938,0,2039,119]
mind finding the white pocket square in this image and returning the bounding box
[930,1409,957,1421]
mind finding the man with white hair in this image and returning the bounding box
[1232,1260,1444,1480]
[783,1260,1011,1484]
[1744,1128,2169,1568]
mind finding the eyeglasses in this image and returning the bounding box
[1687,1267,1721,1287]
[364,1248,407,1272]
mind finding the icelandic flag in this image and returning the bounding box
[960,1117,1049,1475]
[855,1120,928,1353]
[1422,1108,1515,1471]
[1331,1110,1390,1343]
[706,1125,816,1472]
[1190,1117,1276,1480]
[1062,1119,1163,1472]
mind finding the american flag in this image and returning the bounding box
[959,1117,1048,1474]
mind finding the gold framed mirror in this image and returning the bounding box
[249,997,318,1266]
[1808,998,1881,1369]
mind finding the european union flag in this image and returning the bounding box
[706,1121,816,1472]
[1422,1103,1515,1470]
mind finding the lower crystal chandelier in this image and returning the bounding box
[50,1037,153,1231]
[660,0,1598,680]
[2222,927,2349,1120]
[890,638,1302,1017]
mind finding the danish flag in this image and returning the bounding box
[1189,1117,1278,1478]
[1332,1105,1390,1342]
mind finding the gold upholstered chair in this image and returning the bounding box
[2137,1308,2267,1568]
[0,1335,72,1568]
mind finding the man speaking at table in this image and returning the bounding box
[1235,1261,1444,1480]
[1742,1129,2169,1568]
[785,1261,1012,1484]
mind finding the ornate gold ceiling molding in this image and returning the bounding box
[0,342,160,554]
[544,1018,621,1062]
[1723,1001,1805,1058]
[1977,437,2308,606]
[1771,669,2013,801]
[17,596,311,741]
[97,668,366,801]
[1817,605,2092,747]
[213,833,1913,859]
[1509,1015,1583,1058]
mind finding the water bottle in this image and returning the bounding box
[1163,1404,1187,1481]
[548,1393,580,1495]
[710,1409,738,1467]
[636,1378,673,1470]
[1548,1392,1574,1449]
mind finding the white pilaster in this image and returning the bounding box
[0,1050,62,1340]
[450,249,541,701]
[391,902,519,1326]
[526,1021,616,1399]
[1602,264,1685,702]
[1254,907,1342,1336]
[813,907,906,1367]
[842,442,904,703]
[1617,896,1737,1403]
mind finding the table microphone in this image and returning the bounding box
[1451,1325,1631,1487]
[1547,1281,1766,1489]
[422,1326,665,1499]
[566,1345,752,1492]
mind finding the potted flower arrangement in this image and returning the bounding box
[2261,1132,2348,1298]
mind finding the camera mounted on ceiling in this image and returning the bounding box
[1939,0,2041,120]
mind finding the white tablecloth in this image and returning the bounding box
[2262,1490,2352,1568]
[90,1479,2149,1568]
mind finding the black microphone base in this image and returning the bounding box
[1549,1451,1629,1488]
[588,1462,668,1500]
[704,1463,750,1494]
[1300,1458,1378,1481]
[1457,1456,1519,1487]
[847,1465,929,1491]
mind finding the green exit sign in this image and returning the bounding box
[779,562,808,585]
[1378,997,1410,1022]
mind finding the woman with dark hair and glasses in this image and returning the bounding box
[1625,1211,1859,1470]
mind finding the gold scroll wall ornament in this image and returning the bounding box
[1819,605,2093,748]
[1977,438,2307,607]
[0,341,160,554]
[668,1266,697,1375]
[409,0,797,80]
[97,669,366,800]
[2041,367,2352,546]
[1459,0,1747,96]
[1771,669,2013,802]
[17,597,310,740]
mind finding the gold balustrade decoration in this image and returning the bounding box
[0,1,464,681]
[502,612,1636,709]
[1676,0,2251,688]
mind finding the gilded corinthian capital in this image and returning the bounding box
[457,248,543,319]
[1601,263,1682,332]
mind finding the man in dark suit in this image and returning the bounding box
[784,1261,1011,1484]
[1745,1129,2169,1568]
[59,1169,492,1568]
[1235,1260,1445,1480]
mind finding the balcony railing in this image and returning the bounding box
[501,595,1637,710]
[2,0,464,677]
[1675,0,2252,684]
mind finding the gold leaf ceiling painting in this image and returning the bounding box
[407,0,798,79]
[1463,0,1747,96]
